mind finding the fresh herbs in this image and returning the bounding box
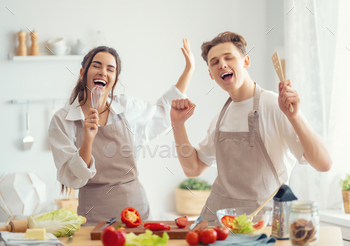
[179,178,211,190]
[340,174,350,190]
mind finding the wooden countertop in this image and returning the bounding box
[59,226,343,245]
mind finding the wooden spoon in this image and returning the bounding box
[247,183,284,220]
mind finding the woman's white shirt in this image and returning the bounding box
[49,85,185,189]
[195,90,308,184]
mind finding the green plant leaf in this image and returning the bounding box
[340,174,350,190]
[179,178,211,190]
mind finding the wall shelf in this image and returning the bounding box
[8,54,84,62]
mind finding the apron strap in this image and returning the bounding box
[214,97,233,143]
[248,83,261,147]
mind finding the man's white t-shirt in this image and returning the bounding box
[195,90,308,184]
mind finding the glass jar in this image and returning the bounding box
[289,201,319,246]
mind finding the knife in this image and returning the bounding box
[100,217,117,230]
[66,233,74,244]
[189,216,203,230]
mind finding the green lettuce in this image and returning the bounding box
[231,214,256,234]
[125,229,169,246]
[28,208,84,237]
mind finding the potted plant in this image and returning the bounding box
[175,178,211,216]
[340,174,350,214]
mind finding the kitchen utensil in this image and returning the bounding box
[0,217,86,232]
[91,87,102,110]
[23,104,34,150]
[91,220,208,240]
[271,184,298,240]
[189,216,202,230]
[248,183,284,219]
[72,39,87,55]
[217,207,272,235]
[17,30,27,56]
[0,220,28,232]
[30,30,39,56]
[100,217,117,230]
[271,51,293,113]
[47,38,71,56]
[66,233,74,244]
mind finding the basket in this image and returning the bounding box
[342,190,350,214]
[175,188,210,216]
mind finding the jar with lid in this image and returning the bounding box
[289,201,319,246]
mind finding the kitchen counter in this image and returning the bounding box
[59,226,343,245]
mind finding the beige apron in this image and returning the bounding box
[75,113,150,226]
[200,83,280,224]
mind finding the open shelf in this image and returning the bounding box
[8,54,84,62]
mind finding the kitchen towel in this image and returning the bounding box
[209,233,277,246]
[0,231,64,246]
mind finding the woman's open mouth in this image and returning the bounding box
[93,79,107,89]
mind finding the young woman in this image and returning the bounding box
[49,39,194,226]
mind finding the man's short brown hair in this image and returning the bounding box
[201,31,247,64]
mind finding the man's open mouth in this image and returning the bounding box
[93,79,107,88]
[221,72,233,82]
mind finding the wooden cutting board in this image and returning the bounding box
[91,220,208,240]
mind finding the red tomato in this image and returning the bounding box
[214,226,229,240]
[200,228,217,244]
[194,229,202,235]
[102,225,126,246]
[186,231,200,245]
[175,216,189,228]
[221,215,236,228]
[252,220,264,230]
[194,228,202,242]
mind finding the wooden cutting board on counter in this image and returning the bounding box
[91,220,208,240]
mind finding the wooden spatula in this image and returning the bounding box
[247,183,284,220]
[272,52,294,113]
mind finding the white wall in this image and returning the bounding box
[0,0,283,221]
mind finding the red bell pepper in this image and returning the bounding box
[102,224,126,246]
[121,207,141,228]
[144,223,171,231]
[221,215,236,229]
[252,220,264,230]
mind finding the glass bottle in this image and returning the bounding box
[95,31,107,47]
[289,201,319,246]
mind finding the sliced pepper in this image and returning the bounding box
[121,207,141,228]
[221,215,236,229]
[252,220,264,230]
[144,223,171,231]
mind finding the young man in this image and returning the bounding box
[170,32,332,223]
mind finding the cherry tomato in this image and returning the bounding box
[175,216,189,228]
[253,220,264,230]
[214,226,229,240]
[200,228,217,244]
[186,231,200,245]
